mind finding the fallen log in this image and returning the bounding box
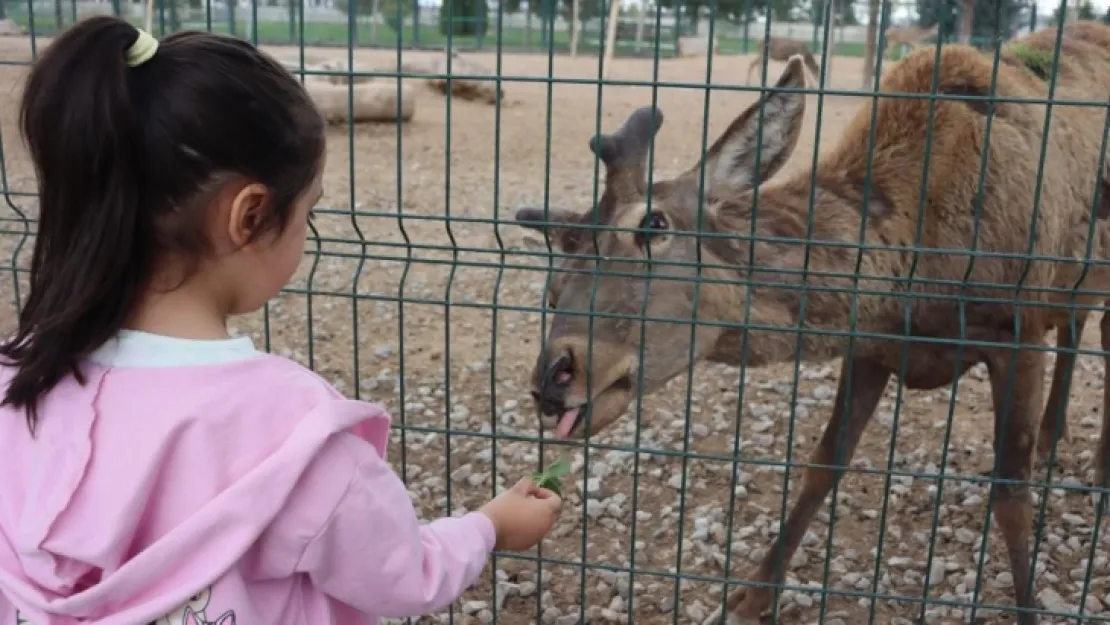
[306,81,416,124]
[676,35,719,57]
[419,52,505,105]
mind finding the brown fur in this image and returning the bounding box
[516,21,1110,625]
[746,37,822,84]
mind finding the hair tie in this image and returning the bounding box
[126,29,159,67]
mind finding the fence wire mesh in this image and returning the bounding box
[5,0,1110,623]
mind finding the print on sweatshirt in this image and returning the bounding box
[14,585,236,625]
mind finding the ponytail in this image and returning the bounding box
[3,17,149,432]
[1,16,325,432]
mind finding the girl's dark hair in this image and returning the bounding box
[0,16,325,431]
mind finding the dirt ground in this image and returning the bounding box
[2,34,1110,625]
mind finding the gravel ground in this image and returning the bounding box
[2,34,1110,625]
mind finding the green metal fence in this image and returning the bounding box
[5,0,1110,623]
[0,0,922,57]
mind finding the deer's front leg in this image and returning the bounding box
[745,56,762,85]
[702,357,891,625]
[1095,304,1110,506]
[1037,311,1087,459]
[986,347,1045,625]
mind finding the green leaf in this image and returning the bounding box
[532,459,572,495]
[545,459,571,479]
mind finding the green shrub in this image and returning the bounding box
[438,0,489,37]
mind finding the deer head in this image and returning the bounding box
[515,56,809,439]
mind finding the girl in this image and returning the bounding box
[0,16,562,625]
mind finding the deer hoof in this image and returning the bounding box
[701,608,762,625]
[1091,464,1110,514]
[1035,425,1070,461]
[701,585,773,625]
[700,607,732,625]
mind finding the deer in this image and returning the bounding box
[745,36,821,85]
[884,22,940,60]
[513,19,1110,625]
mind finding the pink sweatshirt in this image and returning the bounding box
[0,330,497,625]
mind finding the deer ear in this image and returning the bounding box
[514,207,587,253]
[685,54,807,193]
[514,207,580,233]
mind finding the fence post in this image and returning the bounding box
[673,3,681,45]
[412,0,419,46]
[539,0,545,46]
[810,0,819,50]
[541,0,551,47]
[288,0,295,44]
[525,8,532,47]
[167,0,179,33]
[741,0,750,53]
[478,10,486,49]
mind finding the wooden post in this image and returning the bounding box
[959,0,974,44]
[601,0,621,80]
[819,0,834,88]
[570,0,579,56]
[635,0,645,53]
[862,0,877,88]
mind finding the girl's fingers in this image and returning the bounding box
[527,484,555,498]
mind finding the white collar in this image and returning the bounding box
[88,329,258,368]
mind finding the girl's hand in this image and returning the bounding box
[480,477,563,551]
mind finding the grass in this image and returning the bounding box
[1006,40,1055,78]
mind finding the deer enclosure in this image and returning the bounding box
[3,18,1110,625]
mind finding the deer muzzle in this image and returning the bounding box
[529,337,638,439]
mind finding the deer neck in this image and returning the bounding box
[704,182,858,367]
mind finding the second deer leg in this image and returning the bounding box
[1096,303,1110,492]
[986,347,1045,625]
[746,56,766,85]
[1037,311,1088,459]
[702,357,891,625]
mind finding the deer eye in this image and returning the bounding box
[635,211,669,247]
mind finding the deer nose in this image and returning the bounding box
[533,351,573,416]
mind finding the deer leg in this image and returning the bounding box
[746,55,763,85]
[986,347,1045,625]
[1036,311,1087,460]
[702,357,891,625]
[1096,304,1110,496]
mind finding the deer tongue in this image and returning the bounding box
[555,407,580,438]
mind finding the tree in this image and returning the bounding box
[918,0,1032,47]
[335,0,374,15]
[227,0,237,36]
[1055,0,1096,22]
[1080,0,1096,19]
[439,0,489,36]
[812,0,858,26]
[1103,4,1110,23]
[558,0,602,26]
[380,0,414,31]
